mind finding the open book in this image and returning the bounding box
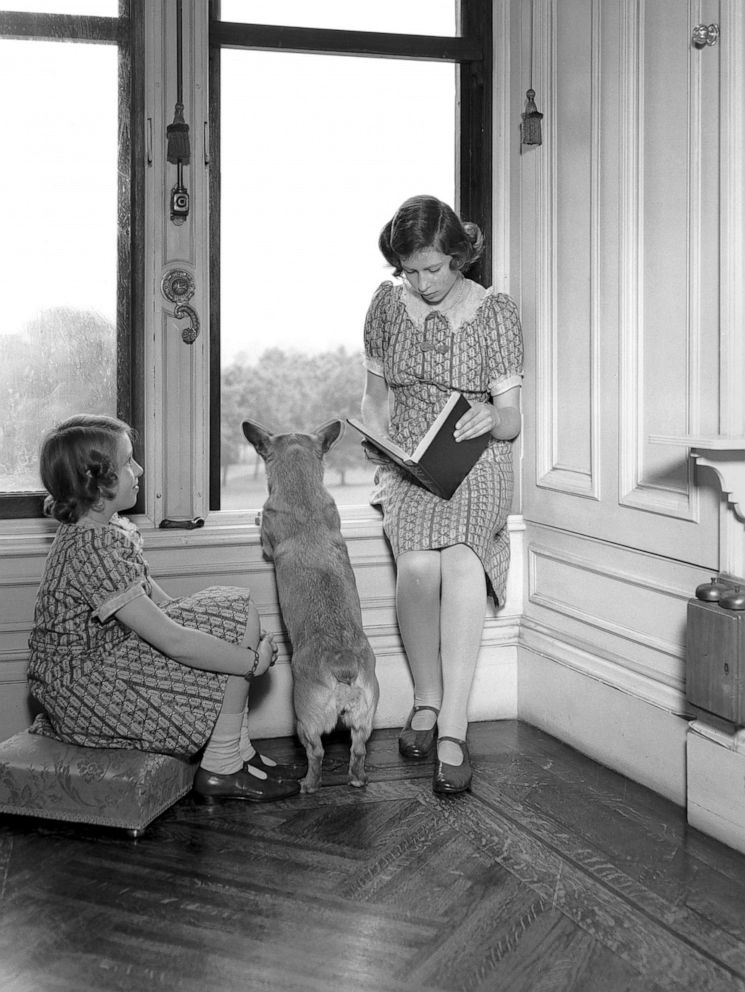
[347,392,490,500]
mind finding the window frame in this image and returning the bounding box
[0,2,144,519]
[207,0,493,510]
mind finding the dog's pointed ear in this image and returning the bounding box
[242,420,273,458]
[314,419,344,454]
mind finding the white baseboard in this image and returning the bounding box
[245,624,520,741]
[687,720,745,855]
[518,620,690,806]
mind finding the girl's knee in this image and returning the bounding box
[244,601,261,647]
[397,550,441,593]
[442,544,484,582]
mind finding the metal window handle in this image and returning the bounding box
[692,23,719,47]
[172,302,200,344]
[161,269,199,344]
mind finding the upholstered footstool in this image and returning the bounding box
[0,728,198,838]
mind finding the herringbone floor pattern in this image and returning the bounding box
[1,721,745,992]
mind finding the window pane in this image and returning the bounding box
[220,0,457,36]
[0,39,118,494]
[1,2,117,13]
[220,51,454,510]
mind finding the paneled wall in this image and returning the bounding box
[0,517,524,741]
[516,0,745,804]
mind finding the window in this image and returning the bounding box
[0,2,139,518]
[210,1,492,511]
[219,0,458,36]
[0,3,491,522]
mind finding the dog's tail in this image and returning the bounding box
[328,650,360,686]
[333,680,374,731]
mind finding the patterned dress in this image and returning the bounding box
[27,514,253,756]
[363,278,524,604]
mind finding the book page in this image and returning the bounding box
[346,418,412,462]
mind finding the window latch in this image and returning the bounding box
[161,269,199,344]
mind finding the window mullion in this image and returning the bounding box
[211,21,480,61]
[142,0,211,527]
[0,10,122,43]
[457,0,493,287]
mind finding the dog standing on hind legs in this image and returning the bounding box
[242,418,379,794]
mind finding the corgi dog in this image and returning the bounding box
[242,419,379,793]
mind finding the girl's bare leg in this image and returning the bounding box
[396,550,442,730]
[437,544,486,765]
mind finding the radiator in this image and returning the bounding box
[687,576,745,724]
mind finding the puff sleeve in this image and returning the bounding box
[485,293,524,396]
[70,523,151,622]
[363,281,396,378]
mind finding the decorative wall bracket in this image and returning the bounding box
[650,435,745,522]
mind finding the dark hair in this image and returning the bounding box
[39,414,135,524]
[378,194,484,277]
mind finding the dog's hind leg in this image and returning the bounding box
[294,679,337,794]
[296,721,324,794]
[343,690,375,788]
[348,722,371,788]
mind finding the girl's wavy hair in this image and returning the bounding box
[39,414,135,524]
[378,194,484,277]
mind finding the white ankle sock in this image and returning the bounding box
[201,711,244,775]
[239,710,256,763]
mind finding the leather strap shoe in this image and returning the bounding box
[398,705,439,759]
[193,766,300,804]
[244,752,307,781]
[432,737,472,794]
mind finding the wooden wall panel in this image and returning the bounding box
[621,0,721,527]
[554,1,594,481]
[525,523,713,692]
[522,0,721,564]
[0,519,523,741]
[516,0,736,803]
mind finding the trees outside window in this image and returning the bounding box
[0,3,133,518]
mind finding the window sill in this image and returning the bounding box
[0,503,386,554]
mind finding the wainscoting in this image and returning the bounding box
[1,512,739,855]
[0,515,524,742]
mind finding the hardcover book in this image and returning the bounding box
[347,392,490,500]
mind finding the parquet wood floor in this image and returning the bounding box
[1,720,745,992]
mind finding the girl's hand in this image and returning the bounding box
[259,630,279,669]
[454,401,497,441]
[361,439,393,466]
[244,631,278,680]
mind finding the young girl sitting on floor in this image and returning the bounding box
[27,414,301,803]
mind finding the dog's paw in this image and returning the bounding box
[300,776,320,794]
[348,775,368,789]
